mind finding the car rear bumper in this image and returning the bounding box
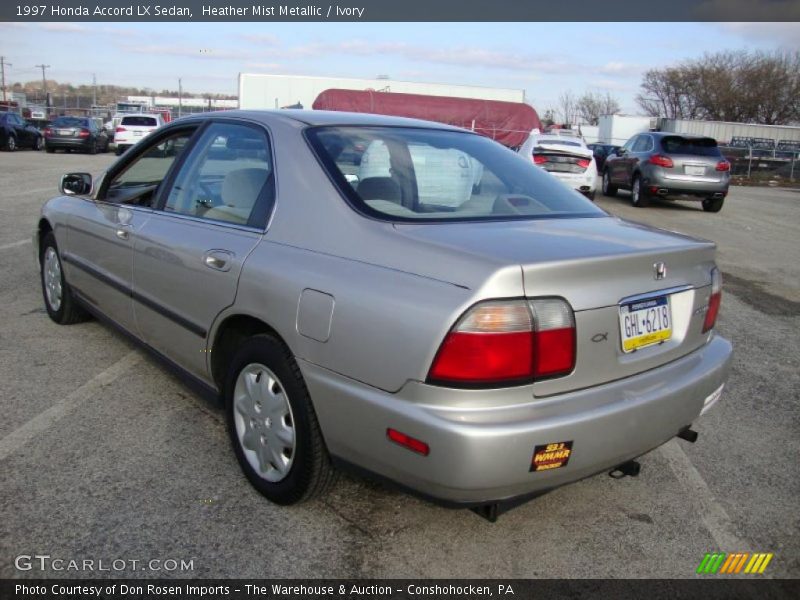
[645,172,730,196]
[549,171,597,194]
[45,137,93,150]
[301,335,732,504]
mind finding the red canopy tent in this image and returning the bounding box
[312,89,540,148]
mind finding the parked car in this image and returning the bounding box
[518,133,598,199]
[0,112,44,151]
[114,113,165,155]
[587,143,620,172]
[602,132,731,212]
[35,110,731,513]
[44,116,110,154]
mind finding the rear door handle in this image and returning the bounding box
[204,249,234,272]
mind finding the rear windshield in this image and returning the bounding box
[537,139,582,147]
[660,136,721,156]
[121,116,158,127]
[52,117,89,127]
[306,126,605,222]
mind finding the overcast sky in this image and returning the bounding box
[1,21,798,114]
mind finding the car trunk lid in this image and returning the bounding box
[392,216,717,395]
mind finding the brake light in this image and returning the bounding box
[387,428,429,456]
[702,268,722,333]
[427,298,575,386]
[533,155,548,165]
[530,299,576,378]
[715,160,731,172]
[116,126,126,133]
[576,158,591,169]
[43,128,51,136]
[649,154,674,168]
[78,129,90,138]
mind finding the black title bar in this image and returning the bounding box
[3,0,800,22]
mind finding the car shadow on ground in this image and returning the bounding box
[600,191,703,212]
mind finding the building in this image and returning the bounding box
[238,73,526,111]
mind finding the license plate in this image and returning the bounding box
[685,165,705,176]
[619,295,672,353]
[133,131,143,136]
[58,129,71,136]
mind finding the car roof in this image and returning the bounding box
[177,109,471,132]
[649,131,715,140]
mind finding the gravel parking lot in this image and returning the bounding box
[1,150,798,579]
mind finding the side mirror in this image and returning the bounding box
[60,172,92,196]
[615,148,626,156]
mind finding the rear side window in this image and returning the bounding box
[163,122,274,227]
[661,136,721,157]
[121,116,158,127]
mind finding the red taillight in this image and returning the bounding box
[387,428,429,456]
[533,155,548,165]
[427,298,575,386]
[702,268,722,333]
[715,160,731,172]
[649,154,674,168]
[43,128,51,137]
[576,158,591,169]
[116,126,126,133]
[78,129,90,138]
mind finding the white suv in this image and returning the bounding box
[114,113,165,155]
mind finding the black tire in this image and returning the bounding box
[89,139,98,155]
[34,136,44,151]
[225,334,337,505]
[45,145,55,154]
[40,231,90,325]
[631,175,650,208]
[115,147,124,156]
[587,191,596,201]
[602,170,617,196]
[5,135,16,151]
[702,196,725,213]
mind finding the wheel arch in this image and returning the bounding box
[36,218,54,263]
[209,313,294,392]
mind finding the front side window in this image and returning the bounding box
[104,130,195,206]
[307,126,605,222]
[163,122,273,226]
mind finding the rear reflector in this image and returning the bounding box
[702,268,722,333]
[115,126,126,133]
[387,428,429,456]
[427,298,575,387]
[533,155,548,165]
[78,129,90,138]
[648,154,674,168]
[576,158,591,169]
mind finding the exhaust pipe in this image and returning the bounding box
[657,188,669,196]
[677,427,699,443]
[609,459,641,479]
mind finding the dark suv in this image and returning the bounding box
[602,132,730,212]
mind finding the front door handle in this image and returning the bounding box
[204,249,234,272]
[115,228,130,240]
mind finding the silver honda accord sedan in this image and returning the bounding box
[34,110,732,511]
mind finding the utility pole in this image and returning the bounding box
[178,78,182,118]
[36,64,50,110]
[92,73,97,107]
[0,57,11,102]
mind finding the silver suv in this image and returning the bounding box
[602,132,731,212]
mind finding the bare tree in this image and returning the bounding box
[558,91,575,126]
[636,49,800,124]
[576,91,621,125]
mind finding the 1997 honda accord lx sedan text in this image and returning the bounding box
[35,111,732,515]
